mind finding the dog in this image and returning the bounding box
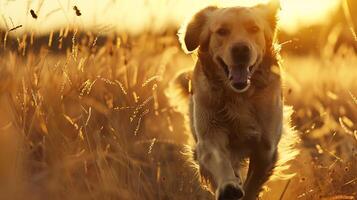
[169,1,299,200]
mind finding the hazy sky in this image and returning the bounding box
[0,0,341,35]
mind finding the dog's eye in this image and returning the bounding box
[216,28,230,36]
[248,25,260,33]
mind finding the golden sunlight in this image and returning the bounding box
[1,0,356,199]
[279,0,341,33]
[0,0,341,34]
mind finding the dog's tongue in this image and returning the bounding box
[231,67,249,84]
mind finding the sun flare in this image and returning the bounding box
[0,0,341,34]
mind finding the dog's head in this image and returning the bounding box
[181,1,279,92]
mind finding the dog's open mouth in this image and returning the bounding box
[217,57,255,92]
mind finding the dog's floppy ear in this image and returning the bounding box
[255,0,280,30]
[266,0,280,30]
[180,6,217,52]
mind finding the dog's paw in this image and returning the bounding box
[217,181,244,200]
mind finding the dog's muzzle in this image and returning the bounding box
[217,57,254,93]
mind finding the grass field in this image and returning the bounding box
[0,27,356,200]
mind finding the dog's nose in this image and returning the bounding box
[231,43,250,64]
[232,82,248,91]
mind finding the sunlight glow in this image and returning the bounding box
[280,0,341,33]
[0,0,341,34]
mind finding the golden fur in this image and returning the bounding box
[169,1,298,200]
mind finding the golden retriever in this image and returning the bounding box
[169,1,298,200]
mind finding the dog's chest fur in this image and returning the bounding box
[226,98,260,134]
[212,93,263,148]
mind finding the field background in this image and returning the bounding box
[0,0,356,199]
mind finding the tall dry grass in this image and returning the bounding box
[0,31,210,200]
[0,27,356,200]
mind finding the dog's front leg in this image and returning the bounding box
[243,144,278,200]
[196,132,244,200]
